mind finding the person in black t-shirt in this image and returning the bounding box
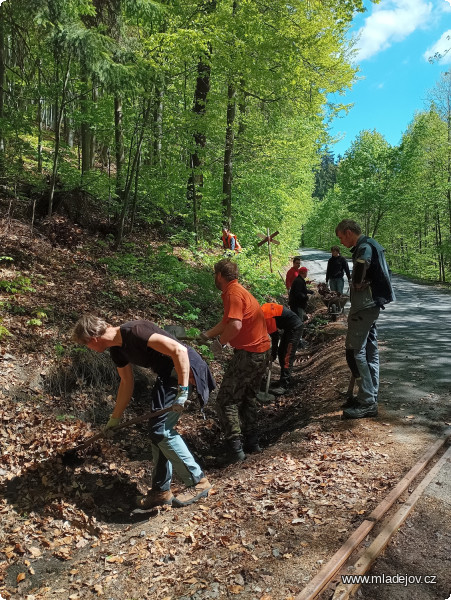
[326,245,351,294]
[72,316,215,509]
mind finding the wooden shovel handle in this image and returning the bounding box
[68,406,172,452]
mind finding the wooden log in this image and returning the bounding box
[295,429,451,600]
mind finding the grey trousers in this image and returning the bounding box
[345,307,380,406]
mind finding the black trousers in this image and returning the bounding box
[271,326,302,386]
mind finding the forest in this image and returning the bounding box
[306,73,451,283]
[0,0,450,283]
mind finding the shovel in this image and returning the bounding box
[347,374,356,398]
[62,406,172,466]
[163,324,200,341]
[256,361,275,403]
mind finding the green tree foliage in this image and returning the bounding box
[313,149,338,201]
[305,72,451,283]
[0,0,367,262]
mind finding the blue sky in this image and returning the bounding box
[329,0,451,158]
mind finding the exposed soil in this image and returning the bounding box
[0,214,450,600]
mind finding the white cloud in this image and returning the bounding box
[355,0,433,61]
[424,29,451,62]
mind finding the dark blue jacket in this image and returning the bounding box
[352,236,395,308]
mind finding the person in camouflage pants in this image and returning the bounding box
[215,348,269,442]
[203,259,271,463]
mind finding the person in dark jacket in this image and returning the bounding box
[289,267,314,342]
[335,219,395,420]
[261,303,303,390]
[326,245,351,294]
[72,316,215,509]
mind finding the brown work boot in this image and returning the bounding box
[136,489,173,510]
[172,477,212,507]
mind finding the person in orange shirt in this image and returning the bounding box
[285,256,302,290]
[261,303,303,392]
[202,259,270,463]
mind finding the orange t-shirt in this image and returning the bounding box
[261,302,284,335]
[285,266,302,290]
[221,280,270,352]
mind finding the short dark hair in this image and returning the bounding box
[292,256,301,263]
[335,219,362,236]
[214,258,238,281]
[331,245,340,253]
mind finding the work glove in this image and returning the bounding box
[103,416,120,438]
[211,338,225,359]
[172,385,189,413]
[199,332,210,343]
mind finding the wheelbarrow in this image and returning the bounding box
[322,294,349,322]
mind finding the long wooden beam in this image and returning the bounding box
[295,429,451,600]
[332,444,451,599]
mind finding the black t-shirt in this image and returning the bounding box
[110,320,174,376]
[274,307,302,330]
[326,255,351,280]
[109,320,216,406]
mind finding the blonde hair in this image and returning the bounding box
[72,315,109,344]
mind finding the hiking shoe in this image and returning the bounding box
[244,443,262,453]
[269,386,286,396]
[216,449,246,466]
[341,396,359,409]
[136,489,173,510]
[216,437,246,465]
[342,404,378,420]
[172,477,212,507]
[243,434,262,454]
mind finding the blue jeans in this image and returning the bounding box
[149,376,204,491]
[329,277,344,294]
[345,307,380,406]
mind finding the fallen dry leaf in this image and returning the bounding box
[105,555,123,563]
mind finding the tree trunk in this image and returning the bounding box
[114,95,124,199]
[129,149,141,234]
[154,82,163,164]
[48,55,71,216]
[115,100,151,248]
[0,10,6,179]
[80,68,92,174]
[238,80,246,138]
[90,82,98,168]
[222,82,236,228]
[187,56,211,242]
[435,210,444,282]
